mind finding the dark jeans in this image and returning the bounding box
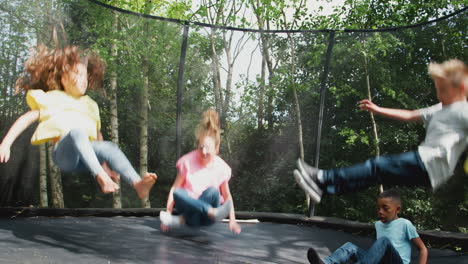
[324,237,403,264]
[173,187,220,227]
[322,151,431,194]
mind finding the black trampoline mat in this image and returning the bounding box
[0,217,465,263]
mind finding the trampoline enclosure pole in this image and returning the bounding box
[176,24,190,159]
[309,31,336,217]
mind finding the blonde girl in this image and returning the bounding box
[160,109,241,234]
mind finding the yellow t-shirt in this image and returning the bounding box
[26,89,101,145]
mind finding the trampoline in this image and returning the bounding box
[0,209,466,264]
[0,1,467,263]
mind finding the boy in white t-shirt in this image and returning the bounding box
[307,189,428,264]
[294,59,468,203]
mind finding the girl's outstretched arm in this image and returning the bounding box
[221,182,241,234]
[359,99,421,122]
[0,110,39,163]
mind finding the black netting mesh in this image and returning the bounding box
[0,0,466,230]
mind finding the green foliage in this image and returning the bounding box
[0,0,466,235]
[306,0,467,30]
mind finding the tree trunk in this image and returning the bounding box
[258,51,266,130]
[206,0,248,155]
[258,31,275,132]
[288,33,307,206]
[266,88,274,131]
[221,31,234,129]
[47,142,64,208]
[364,53,383,193]
[254,17,274,131]
[139,58,150,208]
[263,36,275,132]
[137,0,153,209]
[209,28,223,115]
[39,144,48,207]
[110,11,122,208]
[288,35,304,161]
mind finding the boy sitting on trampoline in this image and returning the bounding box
[294,59,468,203]
[307,189,428,264]
[160,109,241,234]
[0,43,157,199]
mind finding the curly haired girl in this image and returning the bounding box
[0,44,157,199]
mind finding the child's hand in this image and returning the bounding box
[0,143,11,163]
[160,223,170,232]
[229,220,241,234]
[359,99,379,113]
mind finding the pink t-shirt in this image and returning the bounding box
[176,150,231,203]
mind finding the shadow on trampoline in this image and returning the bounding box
[0,215,466,264]
[0,217,163,262]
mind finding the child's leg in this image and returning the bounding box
[160,211,183,229]
[90,140,157,199]
[357,237,403,264]
[173,188,231,227]
[322,242,366,264]
[53,130,118,194]
[199,187,220,226]
[322,151,430,194]
[54,130,105,175]
[173,188,210,227]
[90,141,140,184]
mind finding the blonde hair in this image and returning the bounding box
[196,109,221,151]
[14,44,105,93]
[428,59,468,92]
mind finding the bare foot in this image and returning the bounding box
[133,172,157,199]
[96,172,120,194]
[108,170,120,183]
[102,162,120,183]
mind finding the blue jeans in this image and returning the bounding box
[322,151,430,194]
[324,237,403,264]
[173,187,220,227]
[52,129,140,185]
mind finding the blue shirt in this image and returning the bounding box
[375,218,419,264]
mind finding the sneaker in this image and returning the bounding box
[293,169,322,203]
[159,211,172,226]
[212,199,232,221]
[296,159,321,184]
[307,248,325,264]
[160,211,181,227]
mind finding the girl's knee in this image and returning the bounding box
[342,242,359,251]
[100,141,120,152]
[173,188,186,200]
[203,187,219,196]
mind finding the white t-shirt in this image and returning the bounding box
[417,101,468,189]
